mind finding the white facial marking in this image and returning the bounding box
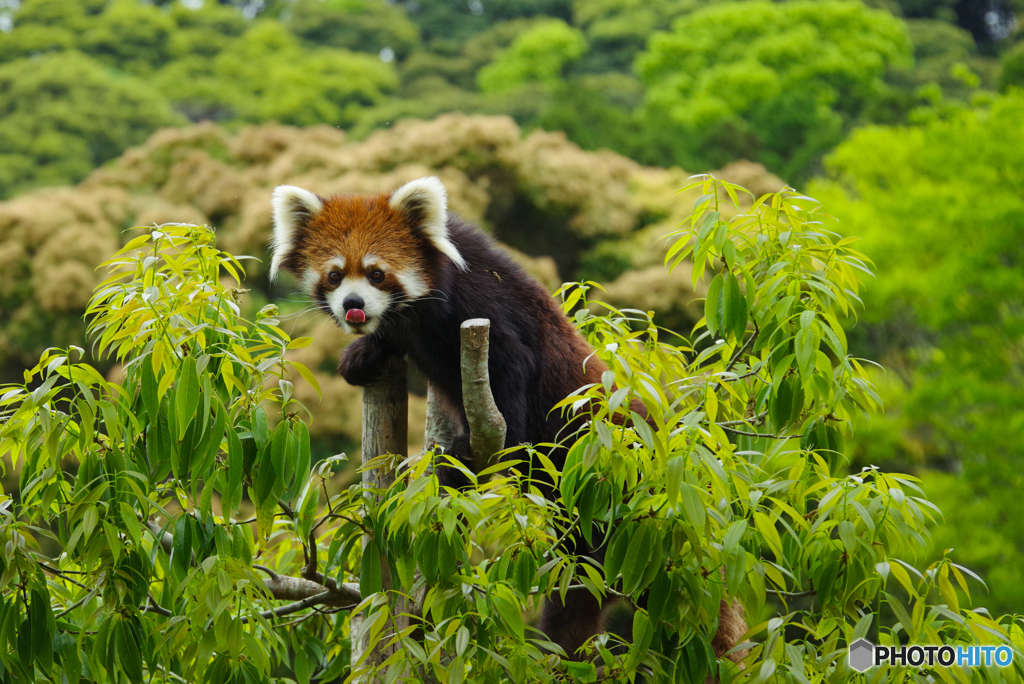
[301,257,344,294]
[326,276,390,335]
[394,269,428,301]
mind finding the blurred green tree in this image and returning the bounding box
[80,0,176,75]
[404,0,571,45]
[0,51,181,198]
[1000,41,1024,90]
[636,0,912,182]
[810,90,1024,613]
[157,21,397,126]
[165,1,249,59]
[570,0,703,73]
[285,0,420,59]
[477,18,587,92]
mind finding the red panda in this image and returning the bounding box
[269,177,746,664]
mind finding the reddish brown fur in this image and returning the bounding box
[282,194,434,292]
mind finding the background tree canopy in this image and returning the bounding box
[0,0,1019,197]
[0,0,1023,677]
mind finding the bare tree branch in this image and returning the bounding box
[262,574,361,605]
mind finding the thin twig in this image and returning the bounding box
[55,588,99,619]
[717,410,768,427]
[769,588,816,599]
[544,516,581,562]
[718,425,781,439]
[38,563,89,590]
[722,325,759,377]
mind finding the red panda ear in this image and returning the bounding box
[270,185,323,281]
[389,177,468,271]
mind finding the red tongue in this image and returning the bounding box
[345,309,366,324]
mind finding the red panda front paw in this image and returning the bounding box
[337,338,390,386]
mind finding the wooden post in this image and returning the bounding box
[351,356,408,680]
[460,319,507,472]
[423,383,458,454]
[352,322,507,681]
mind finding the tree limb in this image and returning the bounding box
[262,574,361,605]
[147,520,361,619]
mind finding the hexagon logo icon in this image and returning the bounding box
[849,639,875,672]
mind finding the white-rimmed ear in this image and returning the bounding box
[389,177,468,271]
[270,185,324,281]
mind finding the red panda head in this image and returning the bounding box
[269,177,467,335]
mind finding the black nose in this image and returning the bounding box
[342,295,364,311]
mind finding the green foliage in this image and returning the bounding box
[1,185,1018,683]
[636,0,912,181]
[0,224,324,682]
[285,0,421,59]
[477,18,588,92]
[0,0,1012,196]
[0,51,182,198]
[157,21,397,126]
[79,0,176,75]
[810,89,1024,615]
[571,0,701,72]
[1000,42,1024,90]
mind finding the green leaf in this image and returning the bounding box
[415,531,439,584]
[194,397,227,484]
[704,274,723,337]
[360,536,383,598]
[794,327,818,381]
[723,271,748,340]
[225,428,243,519]
[174,356,200,440]
[252,407,269,450]
[28,588,54,672]
[603,524,630,583]
[622,522,653,593]
[141,356,159,422]
[624,609,654,671]
[173,515,192,575]
[492,591,524,641]
[646,570,672,626]
[678,482,706,531]
[677,636,710,683]
[513,550,537,597]
[288,420,312,502]
[722,520,747,554]
[116,620,144,683]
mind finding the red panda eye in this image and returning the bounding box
[369,269,384,283]
[328,271,342,284]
